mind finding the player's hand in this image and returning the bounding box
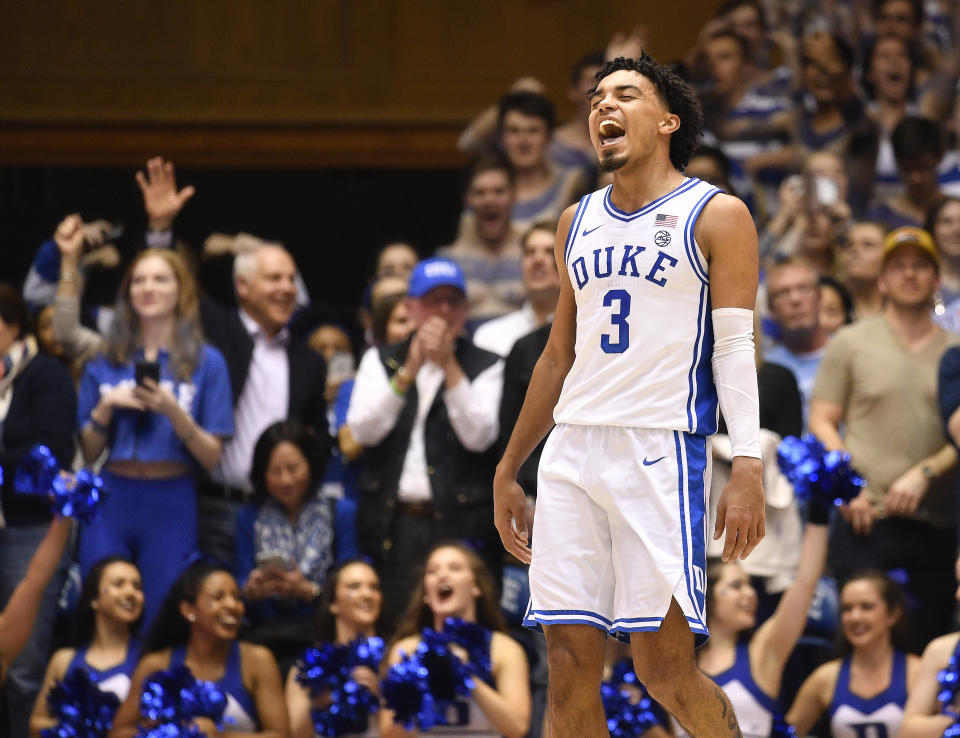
[840,491,875,535]
[884,467,927,517]
[493,469,531,564]
[713,457,765,562]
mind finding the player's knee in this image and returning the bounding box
[632,652,693,708]
[545,639,601,690]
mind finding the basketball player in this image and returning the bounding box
[494,54,764,736]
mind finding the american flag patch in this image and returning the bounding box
[655,213,678,228]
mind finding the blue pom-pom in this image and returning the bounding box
[138,666,227,732]
[441,618,492,684]
[601,660,661,737]
[770,714,798,738]
[50,470,107,524]
[15,444,60,496]
[41,667,120,738]
[296,637,384,736]
[14,445,107,523]
[777,435,865,507]
[938,656,960,718]
[945,720,960,738]
[382,621,492,732]
[382,653,441,731]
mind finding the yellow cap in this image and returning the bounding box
[882,226,939,267]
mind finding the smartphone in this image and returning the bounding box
[256,554,289,574]
[134,360,160,387]
[814,176,839,207]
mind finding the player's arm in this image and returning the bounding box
[696,193,765,562]
[494,204,579,563]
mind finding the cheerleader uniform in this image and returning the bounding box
[828,651,908,738]
[66,640,140,702]
[170,641,257,732]
[675,643,776,738]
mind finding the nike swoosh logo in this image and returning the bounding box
[642,456,667,466]
[582,224,604,236]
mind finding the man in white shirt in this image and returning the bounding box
[199,243,330,569]
[347,258,503,631]
[473,221,561,357]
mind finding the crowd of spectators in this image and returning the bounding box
[6,1,960,736]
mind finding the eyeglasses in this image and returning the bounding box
[769,283,818,303]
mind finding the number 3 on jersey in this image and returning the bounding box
[601,289,631,353]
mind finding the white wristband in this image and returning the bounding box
[712,308,761,459]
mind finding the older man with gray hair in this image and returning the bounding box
[198,239,330,569]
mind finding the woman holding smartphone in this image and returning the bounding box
[77,249,234,626]
[235,420,338,669]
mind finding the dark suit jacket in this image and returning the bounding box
[498,323,551,499]
[200,298,331,463]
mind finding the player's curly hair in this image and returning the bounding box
[591,53,703,171]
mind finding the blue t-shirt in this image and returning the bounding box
[77,345,234,466]
[763,343,826,432]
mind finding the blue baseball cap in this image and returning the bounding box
[407,258,467,298]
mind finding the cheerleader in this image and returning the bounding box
[286,559,383,738]
[30,557,143,736]
[380,543,530,738]
[109,560,288,737]
[787,570,919,736]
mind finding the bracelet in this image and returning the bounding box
[87,416,109,435]
[60,270,78,284]
[389,374,408,397]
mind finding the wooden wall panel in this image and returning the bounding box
[0,0,717,166]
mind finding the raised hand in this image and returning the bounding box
[135,156,195,231]
[606,26,648,61]
[54,214,86,260]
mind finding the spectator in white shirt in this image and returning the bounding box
[473,222,561,358]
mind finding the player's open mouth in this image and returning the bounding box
[599,119,626,147]
[437,584,454,601]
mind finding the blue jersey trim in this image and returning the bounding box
[602,178,701,222]
[523,608,613,635]
[682,433,708,625]
[673,432,700,633]
[694,292,717,435]
[681,186,718,284]
[564,193,592,266]
[686,284,708,432]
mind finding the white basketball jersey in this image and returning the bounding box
[553,178,721,434]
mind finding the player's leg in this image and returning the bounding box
[542,623,607,737]
[631,598,742,738]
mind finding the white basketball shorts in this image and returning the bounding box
[523,424,711,644]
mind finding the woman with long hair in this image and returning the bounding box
[286,559,383,738]
[786,571,919,736]
[690,514,829,738]
[379,543,530,738]
[109,560,287,737]
[77,249,233,625]
[30,557,145,736]
[236,420,337,666]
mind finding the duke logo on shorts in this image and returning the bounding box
[523,178,721,644]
